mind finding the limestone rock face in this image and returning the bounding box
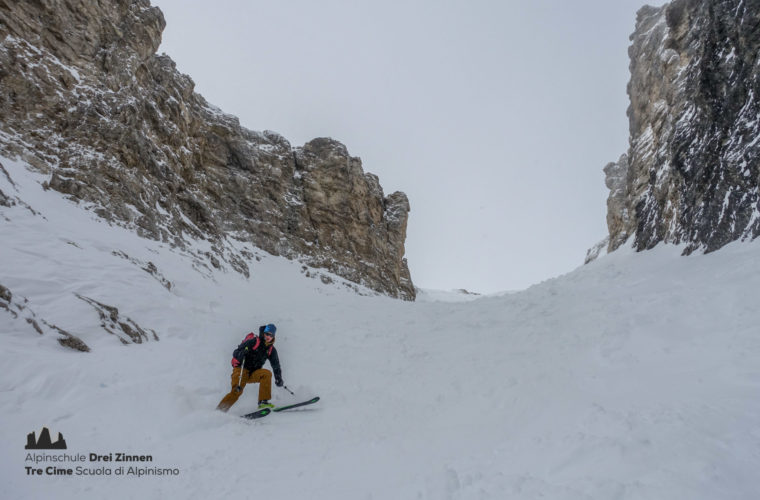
[599,0,760,257]
[0,0,414,300]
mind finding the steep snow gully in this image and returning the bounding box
[1,158,759,499]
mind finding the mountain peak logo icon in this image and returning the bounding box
[25,427,67,450]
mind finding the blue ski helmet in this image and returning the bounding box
[261,323,277,336]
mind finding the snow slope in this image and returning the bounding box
[1,157,759,499]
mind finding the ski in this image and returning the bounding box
[241,397,319,420]
[242,407,272,420]
[272,396,320,412]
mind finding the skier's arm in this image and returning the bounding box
[269,348,283,386]
[232,337,258,367]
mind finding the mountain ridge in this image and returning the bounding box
[0,0,414,300]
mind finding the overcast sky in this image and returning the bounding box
[150,0,667,294]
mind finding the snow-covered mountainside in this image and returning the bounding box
[2,156,759,499]
[596,0,760,259]
[0,0,414,300]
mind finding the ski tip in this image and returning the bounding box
[271,396,321,413]
[242,408,271,419]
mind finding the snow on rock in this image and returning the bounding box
[596,0,760,259]
[0,0,414,300]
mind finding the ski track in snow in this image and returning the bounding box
[1,157,760,499]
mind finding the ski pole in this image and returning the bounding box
[235,359,245,393]
[281,384,295,396]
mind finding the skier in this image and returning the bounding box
[216,323,284,412]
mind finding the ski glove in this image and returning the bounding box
[275,376,284,387]
[231,357,241,368]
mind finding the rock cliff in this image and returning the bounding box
[0,0,414,300]
[595,0,759,259]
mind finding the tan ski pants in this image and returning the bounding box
[216,367,272,412]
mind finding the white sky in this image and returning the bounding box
[150,0,667,294]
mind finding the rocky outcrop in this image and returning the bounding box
[0,283,90,352]
[0,0,414,300]
[598,0,760,256]
[76,294,159,345]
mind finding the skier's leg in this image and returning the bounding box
[249,368,272,402]
[216,367,250,411]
